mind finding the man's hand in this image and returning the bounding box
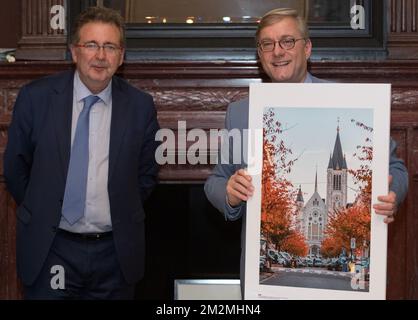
[373,175,397,224]
[226,169,254,207]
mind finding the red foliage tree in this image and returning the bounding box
[281,230,309,257]
[261,109,301,253]
[322,203,370,257]
[321,237,344,258]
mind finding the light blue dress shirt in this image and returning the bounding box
[59,71,113,233]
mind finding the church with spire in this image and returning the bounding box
[295,125,348,257]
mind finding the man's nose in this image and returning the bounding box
[272,42,286,56]
[95,47,106,59]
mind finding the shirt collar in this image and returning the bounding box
[303,72,313,83]
[74,71,112,106]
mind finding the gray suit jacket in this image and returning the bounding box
[204,72,408,297]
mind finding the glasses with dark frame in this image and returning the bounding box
[257,38,306,52]
[74,42,123,55]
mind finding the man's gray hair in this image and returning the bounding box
[71,6,125,47]
[255,8,309,43]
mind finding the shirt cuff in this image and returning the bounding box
[224,195,243,220]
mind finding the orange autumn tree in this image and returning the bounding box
[322,204,371,257]
[321,120,372,258]
[321,236,344,258]
[281,230,309,257]
[261,109,306,256]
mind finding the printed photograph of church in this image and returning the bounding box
[295,123,347,258]
[259,107,373,292]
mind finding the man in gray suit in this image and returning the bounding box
[204,8,408,296]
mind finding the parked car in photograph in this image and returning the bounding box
[327,257,340,271]
[313,257,323,268]
[260,255,268,272]
[278,251,292,267]
[267,249,286,265]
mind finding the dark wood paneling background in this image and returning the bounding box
[0,1,20,48]
[0,60,417,299]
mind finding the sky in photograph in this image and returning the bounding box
[264,107,374,204]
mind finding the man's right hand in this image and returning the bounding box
[226,169,254,207]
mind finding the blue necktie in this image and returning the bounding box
[62,95,100,225]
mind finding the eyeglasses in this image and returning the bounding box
[257,38,306,52]
[75,42,123,55]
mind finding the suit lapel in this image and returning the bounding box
[51,71,74,182]
[108,77,129,181]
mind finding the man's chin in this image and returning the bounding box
[271,75,292,83]
[89,74,109,83]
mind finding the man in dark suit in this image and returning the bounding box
[204,8,408,298]
[3,7,159,299]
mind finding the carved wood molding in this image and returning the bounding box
[16,0,68,61]
[392,89,418,110]
[4,60,418,83]
[4,60,418,109]
[146,88,248,111]
[387,0,418,59]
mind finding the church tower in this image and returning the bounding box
[303,170,327,256]
[326,125,348,217]
[295,185,304,233]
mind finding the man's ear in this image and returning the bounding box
[304,39,312,60]
[256,47,262,61]
[70,45,78,63]
[118,48,125,66]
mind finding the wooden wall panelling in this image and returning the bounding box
[407,124,418,298]
[0,1,20,48]
[15,0,67,60]
[120,61,261,183]
[387,0,418,59]
[386,126,408,299]
[0,182,9,299]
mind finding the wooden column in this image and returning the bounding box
[387,0,418,59]
[15,0,67,61]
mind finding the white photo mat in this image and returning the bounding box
[245,83,391,300]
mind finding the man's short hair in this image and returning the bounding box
[71,6,125,47]
[255,8,309,43]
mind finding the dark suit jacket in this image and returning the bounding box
[4,70,160,286]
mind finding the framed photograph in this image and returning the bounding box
[244,83,391,300]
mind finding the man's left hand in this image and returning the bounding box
[373,175,398,224]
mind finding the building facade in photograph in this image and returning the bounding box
[295,127,348,256]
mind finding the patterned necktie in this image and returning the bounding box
[62,95,100,225]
